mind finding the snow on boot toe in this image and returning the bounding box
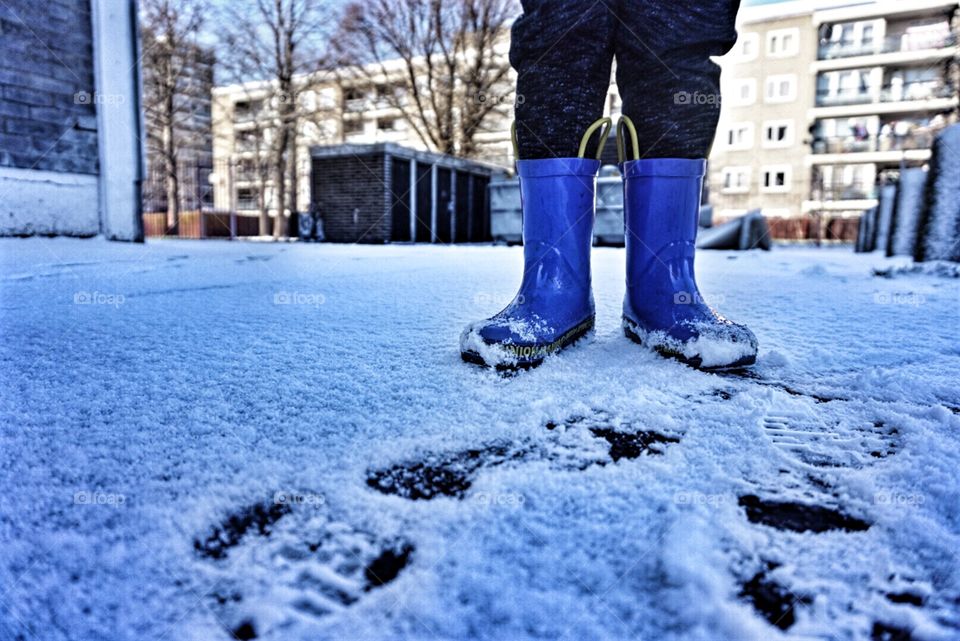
[620,156,759,371]
[460,156,600,370]
[460,313,595,369]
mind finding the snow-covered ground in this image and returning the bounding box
[1,238,958,641]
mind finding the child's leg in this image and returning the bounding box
[614,0,741,158]
[510,0,617,159]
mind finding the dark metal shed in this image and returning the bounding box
[309,143,504,244]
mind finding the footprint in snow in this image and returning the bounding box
[366,410,681,501]
[194,498,413,638]
[761,409,899,470]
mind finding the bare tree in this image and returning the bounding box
[332,0,517,158]
[141,0,210,229]
[218,0,332,238]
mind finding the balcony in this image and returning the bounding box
[344,97,368,113]
[816,181,879,201]
[812,131,935,155]
[880,81,956,103]
[815,81,956,108]
[818,32,955,60]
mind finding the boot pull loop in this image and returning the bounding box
[616,116,640,163]
[577,117,613,160]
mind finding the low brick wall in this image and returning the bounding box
[0,0,99,175]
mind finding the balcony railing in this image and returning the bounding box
[880,82,956,103]
[815,81,955,107]
[815,181,879,201]
[818,32,956,60]
[811,131,935,155]
[816,89,874,107]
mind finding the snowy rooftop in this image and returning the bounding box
[1,238,958,640]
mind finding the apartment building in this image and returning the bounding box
[711,2,822,225]
[806,0,958,217]
[712,0,959,234]
[210,48,517,219]
[142,39,216,216]
[209,44,624,222]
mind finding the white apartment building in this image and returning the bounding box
[209,45,627,220]
[806,0,958,216]
[711,1,823,226]
[712,0,958,232]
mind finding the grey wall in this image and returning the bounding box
[0,0,99,175]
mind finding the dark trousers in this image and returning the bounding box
[510,0,741,159]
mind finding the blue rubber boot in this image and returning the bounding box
[461,124,608,369]
[620,152,758,371]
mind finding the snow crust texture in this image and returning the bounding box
[1,239,958,641]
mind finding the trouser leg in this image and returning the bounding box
[510,0,617,159]
[614,0,741,158]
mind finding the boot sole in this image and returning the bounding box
[461,316,595,371]
[622,316,756,372]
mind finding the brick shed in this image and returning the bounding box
[310,143,504,244]
[0,0,143,240]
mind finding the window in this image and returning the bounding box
[839,24,853,46]
[235,158,261,181]
[234,99,263,121]
[731,78,756,106]
[236,129,261,152]
[375,84,402,106]
[765,74,797,103]
[760,165,792,193]
[725,123,754,150]
[343,87,366,111]
[767,28,800,57]
[737,32,759,61]
[762,120,794,148]
[236,187,259,210]
[343,119,364,135]
[377,117,399,131]
[721,167,751,193]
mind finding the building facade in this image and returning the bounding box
[209,47,624,227]
[807,0,958,218]
[710,3,821,229]
[711,0,959,236]
[141,38,216,216]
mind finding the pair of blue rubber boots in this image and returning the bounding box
[460,117,758,372]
